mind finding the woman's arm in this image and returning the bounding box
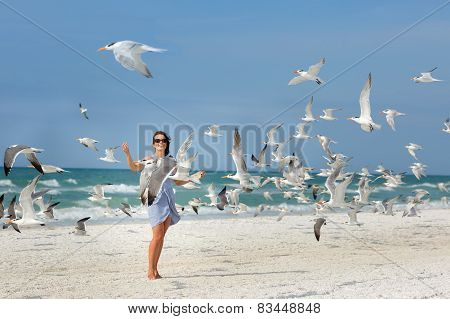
[121,142,143,172]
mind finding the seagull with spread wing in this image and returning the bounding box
[348,73,381,132]
[289,58,326,85]
[98,41,166,78]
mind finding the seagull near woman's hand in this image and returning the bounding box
[98,41,166,78]
[411,67,442,83]
[99,146,120,163]
[289,58,326,85]
[380,109,405,131]
[347,73,381,132]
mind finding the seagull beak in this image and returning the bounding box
[97,47,107,52]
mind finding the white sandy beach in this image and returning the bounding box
[1,208,450,299]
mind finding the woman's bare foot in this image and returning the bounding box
[148,270,159,280]
[154,270,162,279]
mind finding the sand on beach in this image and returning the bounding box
[1,208,449,299]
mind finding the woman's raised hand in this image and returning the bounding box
[121,142,130,155]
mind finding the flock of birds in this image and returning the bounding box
[1,40,449,242]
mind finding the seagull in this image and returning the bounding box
[314,218,326,241]
[346,205,363,226]
[205,125,222,137]
[4,195,17,220]
[405,143,422,160]
[265,123,283,146]
[14,175,45,226]
[411,67,442,83]
[442,118,450,134]
[188,198,203,214]
[77,138,99,151]
[27,163,68,174]
[289,58,326,85]
[251,144,270,168]
[301,96,316,122]
[226,128,253,192]
[4,145,44,176]
[381,195,401,216]
[73,217,90,235]
[358,167,372,177]
[99,146,120,163]
[437,182,448,193]
[41,201,60,220]
[410,162,427,180]
[293,122,311,140]
[169,133,199,183]
[316,134,336,159]
[381,109,405,131]
[79,103,88,120]
[324,160,347,207]
[140,156,177,205]
[119,202,134,217]
[216,186,228,210]
[88,183,112,202]
[98,41,166,78]
[320,108,342,121]
[254,204,267,217]
[0,194,4,218]
[348,73,381,132]
[263,191,273,201]
[205,184,218,206]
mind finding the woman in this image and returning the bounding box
[122,131,204,280]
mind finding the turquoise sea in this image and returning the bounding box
[1,168,449,222]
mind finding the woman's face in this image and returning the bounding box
[153,134,167,153]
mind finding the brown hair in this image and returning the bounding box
[152,131,171,156]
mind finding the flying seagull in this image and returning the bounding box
[301,96,316,122]
[88,183,112,202]
[411,67,442,83]
[442,118,450,134]
[314,218,326,241]
[98,40,166,78]
[119,203,134,217]
[289,58,326,85]
[4,145,44,176]
[99,146,120,163]
[205,125,222,137]
[348,73,381,132]
[79,103,89,119]
[251,144,270,169]
[216,186,228,210]
[293,122,311,140]
[405,143,422,160]
[140,157,177,205]
[73,217,91,235]
[320,108,342,121]
[77,138,99,151]
[381,109,405,131]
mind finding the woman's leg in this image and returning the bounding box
[148,223,165,280]
[154,216,172,278]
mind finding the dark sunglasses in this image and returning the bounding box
[154,138,168,144]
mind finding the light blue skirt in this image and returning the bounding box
[147,179,180,228]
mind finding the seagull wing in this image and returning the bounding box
[288,76,307,86]
[305,96,314,118]
[266,123,282,143]
[314,218,326,241]
[19,175,41,221]
[307,58,325,77]
[176,132,194,163]
[25,152,44,175]
[76,217,90,231]
[359,73,372,120]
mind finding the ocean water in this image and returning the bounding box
[0,168,449,221]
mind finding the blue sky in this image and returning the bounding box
[1,0,449,173]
